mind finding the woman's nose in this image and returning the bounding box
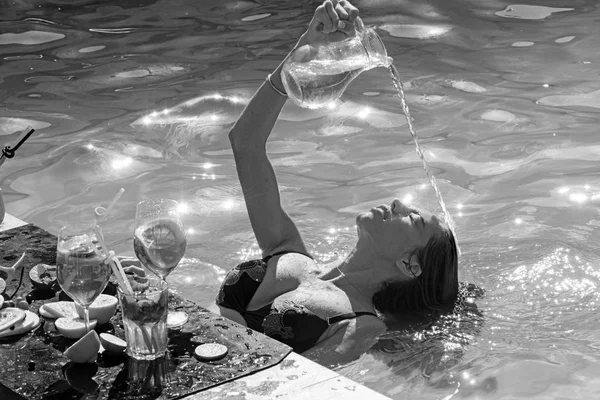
[391,199,410,215]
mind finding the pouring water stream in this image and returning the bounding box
[388,65,459,249]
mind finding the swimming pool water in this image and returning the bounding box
[2,0,600,398]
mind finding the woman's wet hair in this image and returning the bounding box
[372,225,459,318]
[373,281,485,378]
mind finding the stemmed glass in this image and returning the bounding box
[133,198,188,328]
[56,224,112,333]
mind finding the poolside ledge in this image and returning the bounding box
[0,213,392,400]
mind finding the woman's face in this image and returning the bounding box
[356,198,445,261]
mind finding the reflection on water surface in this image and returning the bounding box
[2,0,600,398]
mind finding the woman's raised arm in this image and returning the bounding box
[228,64,308,257]
[228,0,359,258]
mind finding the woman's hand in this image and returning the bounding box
[117,256,145,276]
[296,0,360,48]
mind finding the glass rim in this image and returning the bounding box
[58,222,102,232]
[117,277,168,296]
[136,198,179,207]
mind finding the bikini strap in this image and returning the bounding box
[327,311,377,325]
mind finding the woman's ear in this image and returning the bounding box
[396,254,422,278]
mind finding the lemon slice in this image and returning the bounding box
[75,294,118,325]
[0,308,26,333]
[139,219,182,247]
[63,330,101,363]
[194,343,228,361]
[39,302,79,319]
[55,317,98,339]
[29,263,57,291]
[0,311,40,338]
[99,333,126,354]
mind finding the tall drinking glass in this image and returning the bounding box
[133,199,187,328]
[56,224,111,333]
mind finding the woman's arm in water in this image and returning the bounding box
[228,0,358,257]
[302,314,386,367]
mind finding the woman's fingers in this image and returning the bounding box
[314,2,333,33]
[123,265,146,277]
[118,256,142,267]
[339,0,359,22]
[324,0,340,33]
[335,2,350,21]
[310,0,360,38]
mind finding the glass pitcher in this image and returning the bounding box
[281,17,392,109]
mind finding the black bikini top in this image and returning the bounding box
[217,251,378,353]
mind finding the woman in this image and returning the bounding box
[217,0,459,366]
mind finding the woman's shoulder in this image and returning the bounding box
[265,250,314,262]
[267,251,322,278]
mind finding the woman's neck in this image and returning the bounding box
[322,247,388,304]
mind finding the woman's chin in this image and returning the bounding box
[355,212,375,235]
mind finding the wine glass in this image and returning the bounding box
[56,224,111,333]
[133,199,188,328]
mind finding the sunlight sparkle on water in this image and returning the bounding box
[203,162,214,169]
[182,93,248,105]
[177,202,190,214]
[186,228,195,234]
[111,157,133,170]
[556,184,600,204]
[357,107,371,119]
[222,198,235,210]
[568,192,588,204]
[402,194,413,204]
[514,218,523,225]
[238,243,261,261]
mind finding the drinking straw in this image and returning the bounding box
[86,225,133,295]
[108,250,134,295]
[95,187,125,220]
[105,188,125,216]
